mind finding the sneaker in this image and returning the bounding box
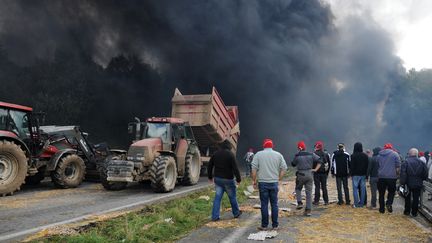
[386,205,393,213]
[346,201,351,205]
[212,218,220,221]
[234,210,243,218]
[379,208,385,214]
[304,209,312,217]
[257,226,268,231]
[296,201,304,210]
[403,211,410,216]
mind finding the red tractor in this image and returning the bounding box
[0,101,121,196]
[100,117,201,192]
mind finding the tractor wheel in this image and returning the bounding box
[51,154,86,189]
[98,155,127,191]
[150,155,177,193]
[182,146,201,186]
[0,141,27,196]
[25,169,45,185]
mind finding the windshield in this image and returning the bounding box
[0,108,29,138]
[145,123,170,142]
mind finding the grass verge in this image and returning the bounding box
[37,178,251,243]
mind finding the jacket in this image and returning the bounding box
[314,150,330,174]
[208,149,241,183]
[350,142,369,176]
[292,151,321,171]
[331,149,350,177]
[377,149,401,179]
[400,156,428,189]
[367,147,381,178]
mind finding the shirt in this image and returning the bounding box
[251,148,287,183]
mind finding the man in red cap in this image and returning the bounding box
[377,143,401,213]
[292,141,322,216]
[251,138,287,230]
[312,141,330,206]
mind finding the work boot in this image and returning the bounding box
[296,201,303,210]
[303,209,312,217]
[337,201,344,205]
[234,210,243,218]
[324,202,329,206]
[403,211,410,216]
[386,205,393,213]
[257,226,268,231]
[312,201,319,206]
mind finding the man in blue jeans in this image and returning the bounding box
[251,139,287,230]
[350,142,369,207]
[208,141,242,221]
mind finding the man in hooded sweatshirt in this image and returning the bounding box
[331,143,351,205]
[350,142,369,208]
[367,147,381,209]
[400,148,428,217]
[292,141,322,216]
[377,143,401,213]
[313,141,330,205]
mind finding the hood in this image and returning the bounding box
[353,142,363,153]
[372,147,381,156]
[379,148,394,156]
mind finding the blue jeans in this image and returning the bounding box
[211,177,240,220]
[352,176,366,207]
[258,182,279,228]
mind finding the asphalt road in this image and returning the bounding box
[0,178,210,242]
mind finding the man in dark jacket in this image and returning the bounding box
[313,141,330,205]
[208,140,242,221]
[377,143,401,214]
[400,148,429,217]
[331,143,351,205]
[350,142,369,208]
[367,147,381,209]
[292,141,322,216]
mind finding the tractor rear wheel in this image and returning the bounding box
[0,141,27,196]
[150,155,177,192]
[51,154,86,188]
[182,146,201,186]
[98,155,127,191]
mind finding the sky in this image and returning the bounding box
[324,0,432,70]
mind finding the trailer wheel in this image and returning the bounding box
[51,154,85,188]
[25,169,45,185]
[182,146,201,186]
[150,155,177,192]
[0,141,27,196]
[98,156,127,191]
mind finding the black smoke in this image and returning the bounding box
[1,0,421,158]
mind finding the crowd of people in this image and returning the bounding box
[207,139,431,231]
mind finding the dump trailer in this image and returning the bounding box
[171,87,240,174]
[420,180,432,222]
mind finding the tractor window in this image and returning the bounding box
[0,108,8,131]
[9,110,29,138]
[145,123,170,143]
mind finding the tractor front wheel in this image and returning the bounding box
[182,146,201,186]
[150,155,177,192]
[51,154,86,188]
[0,141,27,196]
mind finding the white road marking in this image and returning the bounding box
[220,213,261,243]
[0,184,210,242]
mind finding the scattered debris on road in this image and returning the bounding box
[248,195,259,199]
[198,195,210,201]
[247,230,278,241]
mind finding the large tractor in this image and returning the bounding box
[100,117,201,192]
[0,101,122,196]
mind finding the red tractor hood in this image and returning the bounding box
[131,138,162,150]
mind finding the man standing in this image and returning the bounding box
[208,141,242,221]
[400,148,429,217]
[367,147,381,209]
[292,141,322,216]
[350,142,369,208]
[313,141,330,206]
[331,143,351,205]
[243,148,255,177]
[251,139,287,230]
[377,143,401,214]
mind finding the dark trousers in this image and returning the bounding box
[404,187,421,216]
[336,176,350,204]
[377,178,397,212]
[313,173,329,203]
[369,177,378,207]
[258,182,279,228]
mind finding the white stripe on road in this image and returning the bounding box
[0,184,210,242]
[220,213,261,243]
